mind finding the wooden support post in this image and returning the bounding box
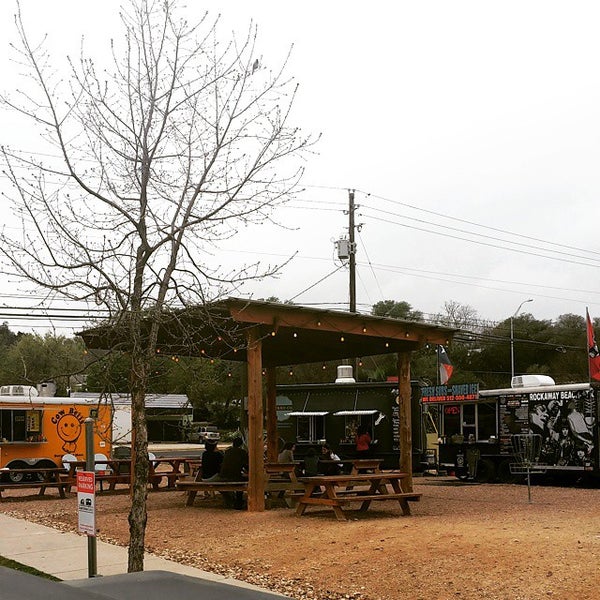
[266,366,278,464]
[246,327,265,511]
[397,351,413,492]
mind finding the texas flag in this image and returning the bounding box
[437,345,454,385]
[586,308,600,381]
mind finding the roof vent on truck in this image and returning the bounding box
[0,384,39,397]
[511,375,555,388]
[334,365,356,384]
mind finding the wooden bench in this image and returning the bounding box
[176,480,248,507]
[296,472,420,520]
[264,479,305,508]
[336,491,421,511]
[0,480,75,500]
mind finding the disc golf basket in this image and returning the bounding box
[510,433,546,503]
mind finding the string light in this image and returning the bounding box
[322,363,327,370]
[288,367,294,376]
[340,335,345,342]
[293,332,298,338]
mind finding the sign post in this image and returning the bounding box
[77,470,96,535]
[82,417,98,577]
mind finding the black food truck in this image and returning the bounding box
[275,378,430,471]
[426,376,598,483]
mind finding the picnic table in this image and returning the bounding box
[63,456,196,491]
[264,462,304,507]
[316,457,383,476]
[296,471,421,521]
[0,467,75,500]
[177,462,305,509]
[349,458,383,474]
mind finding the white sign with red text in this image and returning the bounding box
[77,470,96,536]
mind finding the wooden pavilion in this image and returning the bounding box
[80,298,457,512]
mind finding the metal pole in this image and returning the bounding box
[84,417,98,578]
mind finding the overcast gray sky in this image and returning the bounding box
[1,1,600,332]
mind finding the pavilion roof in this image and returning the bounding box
[79,297,457,368]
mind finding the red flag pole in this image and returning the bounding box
[585,307,600,382]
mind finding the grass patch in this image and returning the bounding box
[0,555,61,581]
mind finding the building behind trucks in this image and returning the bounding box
[275,368,428,471]
[0,385,112,482]
[71,392,193,444]
[425,376,599,483]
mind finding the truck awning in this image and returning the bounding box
[333,410,378,416]
[285,411,329,417]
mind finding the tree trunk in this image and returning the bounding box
[127,354,150,572]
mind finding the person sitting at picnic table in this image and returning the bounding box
[303,447,319,476]
[205,436,248,509]
[355,425,372,457]
[319,443,342,475]
[200,439,223,479]
[278,441,296,463]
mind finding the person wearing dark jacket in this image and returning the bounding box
[206,437,248,509]
[200,439,223,479]
[303,448,319,476]
[219,437,249,481]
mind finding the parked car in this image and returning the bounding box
[186,423,220,444]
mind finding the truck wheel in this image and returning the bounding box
[475,459,496,483]
[33,460,59,482]
[7,461,28,483]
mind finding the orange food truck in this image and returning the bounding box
[0,386,112,482]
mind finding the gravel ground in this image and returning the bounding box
[1,476,599,600]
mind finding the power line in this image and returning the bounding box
[364,213,600,268]
[356,189,600,259]
[287,265,346,302]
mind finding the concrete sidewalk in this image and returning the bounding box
[0,514,281,595]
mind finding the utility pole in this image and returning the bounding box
[348,189,356,313]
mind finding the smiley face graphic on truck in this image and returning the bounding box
[53,410,84,453]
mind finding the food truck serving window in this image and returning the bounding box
[1,409,43,442]
[441,402,498,442]
[333,410,377,445]
[286,412,328,443]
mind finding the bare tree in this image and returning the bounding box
[0,0,315,571]
[435,300,479,330]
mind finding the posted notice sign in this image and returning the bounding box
[77,470,96,536]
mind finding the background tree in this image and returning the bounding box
[434,300,479,329]
[0,0,314,571]
[371,300,423,321]
[0,332,86,395]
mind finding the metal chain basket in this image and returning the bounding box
[510,433,546,475]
